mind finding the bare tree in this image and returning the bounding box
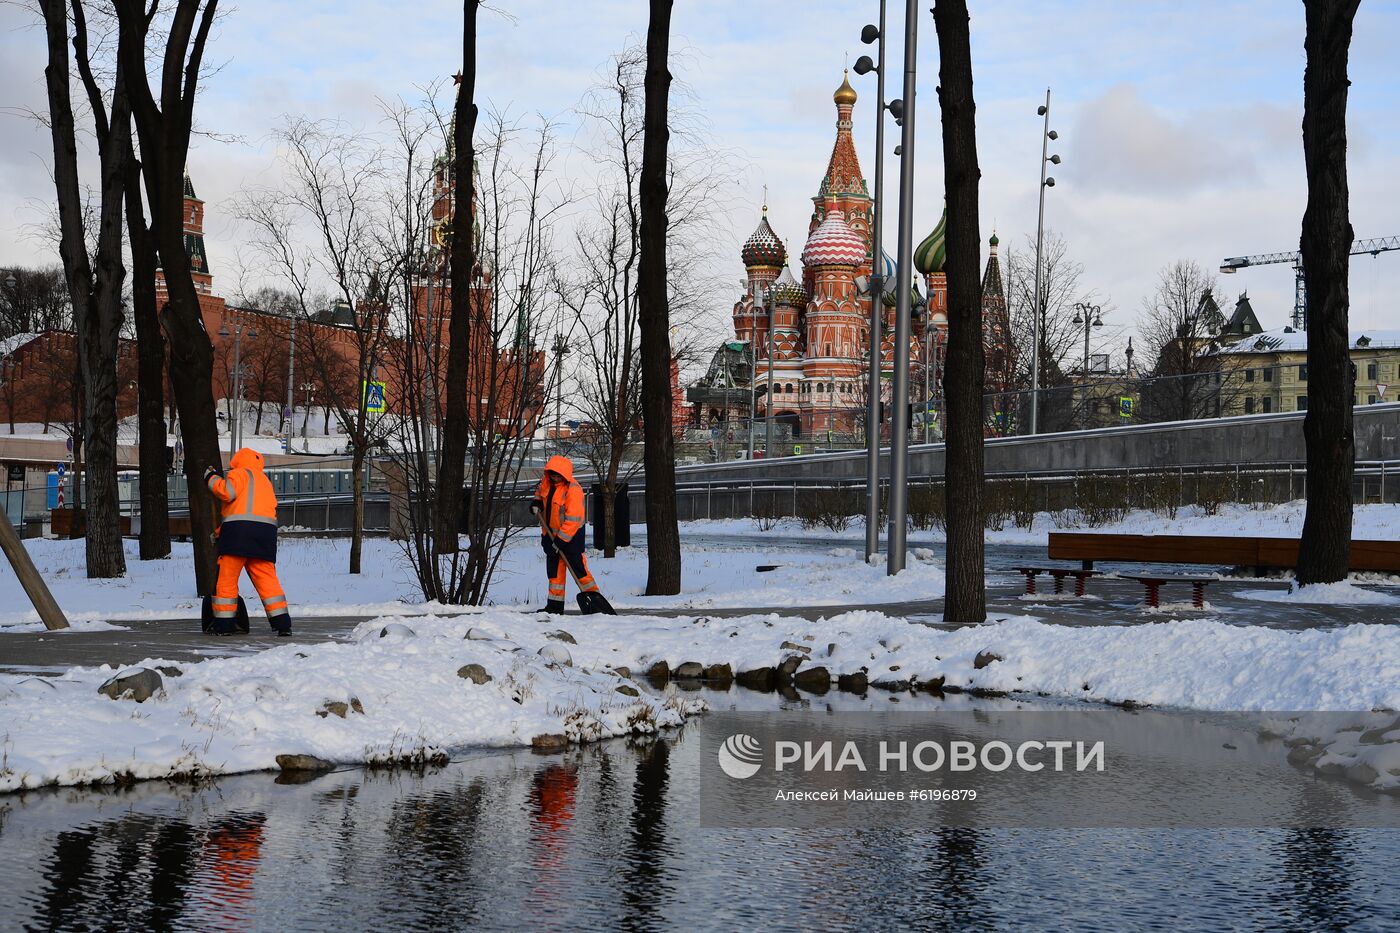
[0,266,72,337]
[1003,232,1093,432]
[637,0,681,595]
[1138,259,1228,423]
[116,0,222,594]
[433,0,481,553]
[1297,0,1361,585]
[42,0,128,578]
[934,0,986,624]
[237,119,396,574]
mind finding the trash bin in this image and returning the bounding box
[590,482,630,549]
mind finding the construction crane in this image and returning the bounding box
[1220,236,1400,331]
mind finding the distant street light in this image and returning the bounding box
[219,318,255,455]
[856,2,888,563]
[1030,89,1060,436]
[1073,301,1103,428]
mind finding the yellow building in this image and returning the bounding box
[1216,326,1400,414]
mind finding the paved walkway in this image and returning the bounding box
[2,570,1393,676]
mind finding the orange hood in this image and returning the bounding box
[230,448,265,472]
[543,455,575,484]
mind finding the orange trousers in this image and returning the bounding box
[546,549,598,603]
[214,554,290,621]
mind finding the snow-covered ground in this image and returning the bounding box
[3,607,1399,793]
[682,499,1400,548]
[0,534,947,630]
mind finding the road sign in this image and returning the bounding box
[793,444,803,455]
[363,380,387,414]
[65,436,73,453]
[1119,396,1135,418]
[56,462,65,477]
[1378,383,1389,400]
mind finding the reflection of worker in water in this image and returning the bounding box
[195,814,265,921]
[529,763,578,877]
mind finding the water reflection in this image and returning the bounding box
[1,696,1397,932]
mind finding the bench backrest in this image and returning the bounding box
[1048,532,1400,573]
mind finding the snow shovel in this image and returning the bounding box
[538,517,617,615]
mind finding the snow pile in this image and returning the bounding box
[1234,581,1400,606]
[1261,711,1400,794]
[0,615,702,793]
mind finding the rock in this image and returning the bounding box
[379,623,416,639]
[98,668,163,703]
[531,733,569,751]
[704,663,734,685]
[615,684,640,697]
[673,661,704,679]
[318,701,350,719]
[736,667,777,691]
[793,666,830,693]
[457,663,493,685]
[646,660,670,684]
[350,697,364,714]
[777,654,804,680]
[973,651,1003,670]
[871,679,912,692]
[1345,762,1381,785]
[1285,744,1321,766]
[537,643,572,667]
[155,665,183,678]
[276,754,335,772]
[779,641,811,655]
[611,666,631,679]
[920,674,947,693]
[465,627,495,641]
[777,685,801,702]
[1358,716,1400,744]
[837,672,868,693]
[546,630,577,645]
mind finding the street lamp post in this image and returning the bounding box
[885,0,920,576]
[854,8,887,562]
[1072,301,1102,428]
[551,332,570,454]
[1029,88,1060,436]
[284,312,297,454]
[300,381,315,445]
[219,318,255,456]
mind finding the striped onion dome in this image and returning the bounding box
[801,213,866,268]
[913,205,948,275]
[771,265,808,306]
[741,215,786,268]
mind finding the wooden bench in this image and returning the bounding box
[1127,575,1215,609]
[1049,532,1400,574]
[1012,566,1101,597]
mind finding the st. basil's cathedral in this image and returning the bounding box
[687,71,1015,444]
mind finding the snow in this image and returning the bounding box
[0,612,704,792]
[4,607,1398,792]
[1217,326,1400,354]
[1234,581,1400,606]
[0,534,946,629]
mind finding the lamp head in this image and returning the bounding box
[1044,177,1056,187]
[1048,154,1061,164]
[853,55,876,76]
[861,24,880,44]
[888,98,904,120]
[1047,129,1059,140]
[1037,105,1047,116]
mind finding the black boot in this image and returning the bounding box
[540,599,566,615]
[270,612,292,637]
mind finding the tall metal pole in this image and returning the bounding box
[747,288,757,460]
[229,323,241,457]
[886,0,918,576]
[862,0,888,562]
[923,321,931,444]
[284,314,297,454]
[1030,88,1051,436]
[763,288,774,456]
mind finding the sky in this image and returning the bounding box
[2,0,1399,361]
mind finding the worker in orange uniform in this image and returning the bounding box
[204,448,292,636]
[529,455,599,614]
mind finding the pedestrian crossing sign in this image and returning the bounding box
[363,381,386,414]
[1119,396,1134,418]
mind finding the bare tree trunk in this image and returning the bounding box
[350,444,365,574]
[1296,0,1359,585]
[934,0,985,622]
[43,0,127,577]
[126,151,171,560]
[637,0,680,595]
[434,0,480,553]
[117,0,222,595]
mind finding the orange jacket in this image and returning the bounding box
[208,448,279,561]
[533,455,585,543]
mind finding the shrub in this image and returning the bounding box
[797,487,860,532]
[907,483,946,532]
[1140,471,1183,520]
[1074,472,1130,526]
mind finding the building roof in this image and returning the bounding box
[741,213,786,268]
[183,173,200,201]
[817,74,867,200]
[833,71,857,106]
[771,265,808,307]
[1217,327,1400,355]
[801,213,866,268]
[1220,292,1262,337]
[913,205,947,275]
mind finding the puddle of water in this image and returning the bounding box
[0,688,1396,932]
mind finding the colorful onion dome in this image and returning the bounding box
[771,265,808,306]
[989,230,1000,247]
[801,212,866,268]
[834,70,857,106]
[741,214,786,268]
[913,205,948,275]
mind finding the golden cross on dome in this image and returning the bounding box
[762,184,768,216]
